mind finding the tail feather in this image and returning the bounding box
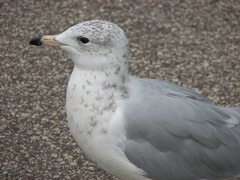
[219,107,240,129]
[231,107,240,114]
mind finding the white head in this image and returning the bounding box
[53,20,129,71]
[30,20,129,72]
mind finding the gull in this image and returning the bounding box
[30,20,240,180]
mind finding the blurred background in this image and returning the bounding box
[1,0,240,179]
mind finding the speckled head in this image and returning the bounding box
[56,20,129,70]
[30,20,129,70]
[69,20,125,48]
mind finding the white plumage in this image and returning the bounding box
[30,20,240,180]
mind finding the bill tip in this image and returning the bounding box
[29,35,43,46]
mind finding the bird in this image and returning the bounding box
[29,20,240,180]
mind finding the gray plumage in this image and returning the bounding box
[30,20,240,180]
[123,78,240,180]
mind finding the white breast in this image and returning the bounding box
[65,66,146,180]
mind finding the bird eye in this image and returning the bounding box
[78,36,89,44]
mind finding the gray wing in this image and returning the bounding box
[122,78,240,180]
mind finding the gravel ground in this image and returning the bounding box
[1,0,240,179]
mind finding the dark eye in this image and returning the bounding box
[78,36,89,44]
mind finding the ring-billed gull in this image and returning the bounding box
[30,20,240,180]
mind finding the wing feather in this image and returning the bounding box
[122,78,240,180]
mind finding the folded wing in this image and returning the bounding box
[122,78,240,180]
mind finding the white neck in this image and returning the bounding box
[66,57,129,134]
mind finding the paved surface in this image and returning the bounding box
[1,0,240,179]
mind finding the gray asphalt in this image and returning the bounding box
[1,0,240,179]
